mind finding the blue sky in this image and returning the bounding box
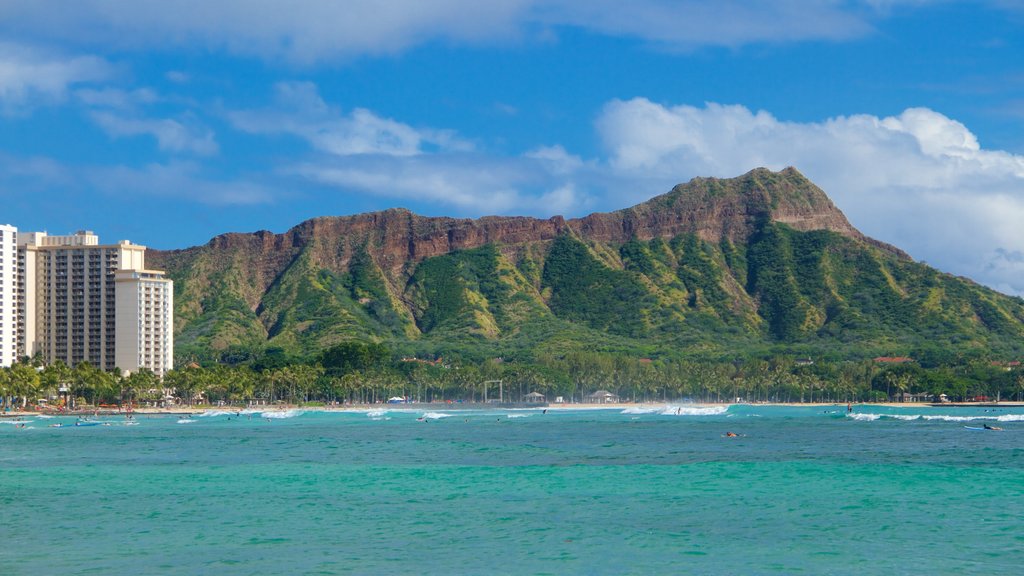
[1,1,1024,293]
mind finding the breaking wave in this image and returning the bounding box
[421,412,451,420]
[260,410,303,419]
[848,412,1024,422]
[197,410,256,418]
[623,405,730,416]
[847,413,881,421]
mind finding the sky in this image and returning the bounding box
[1,1,1023,294]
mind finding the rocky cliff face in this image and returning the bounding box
[151,167,886,292]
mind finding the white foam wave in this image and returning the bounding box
[507,413,530,418]
[197,410,247,418]
[665,405,730,416]
[847,413,881,421]
[921,415,976,422]
[621,406,662,415]
[367,410,387,418]
[421,412,451,419]
[848,412,1024,423]
[176,419,195,424]
[260,409,303,419]
[36,414,54,419]
[621,404,730,416]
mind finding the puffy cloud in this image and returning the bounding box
[596,98,1024,294]
[229,82,471,156]
[90,111,218,155]
[0,1,928,63]
[0,42,110,112]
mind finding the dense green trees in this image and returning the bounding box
[3,344,1024,411]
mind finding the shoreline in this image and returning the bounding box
[6,400,1024,418]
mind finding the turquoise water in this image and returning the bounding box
[2,404,1022,575]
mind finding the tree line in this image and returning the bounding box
[3,342,1024,410]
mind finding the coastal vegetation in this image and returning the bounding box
[4,342,1024,410]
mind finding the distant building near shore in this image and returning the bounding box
[0,228,173,377]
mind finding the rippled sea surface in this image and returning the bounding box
[2,404,1022,575]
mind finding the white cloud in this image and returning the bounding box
[0,42,110,112]
[0,1,930,63]
[229,81,471,156]
[596,98,1024,294]
[524,145,586,175]
[90,110,219,155]
[290,152,590,217]
[228,84,593,216]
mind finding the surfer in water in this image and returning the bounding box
[983,423,1003,431]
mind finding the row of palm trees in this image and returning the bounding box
[4,353,1023,410]
[0,361,160,410]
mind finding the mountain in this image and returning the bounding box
[149,167,1024,363]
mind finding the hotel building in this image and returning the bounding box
[0,225,17,367]
[7,229,173,377]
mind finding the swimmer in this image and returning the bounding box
[724,431,739,438]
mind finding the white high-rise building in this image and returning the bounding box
[15,230,173,377]
[0,224,17,367]
[115,269,174,377]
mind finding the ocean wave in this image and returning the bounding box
[848,412,1024,423]
[920,415,977,422]
[507,413,530,418]
[665,405,730,416]
[260,409,303,419]
[621,406,662,415]
[847,413,881,421]
[421,412,451,419]
[621,405,730,416]
[176,419,195,424]
[367,410,388,419]
[197,410,251,418]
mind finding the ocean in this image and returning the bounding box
[2,404,1022,575]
